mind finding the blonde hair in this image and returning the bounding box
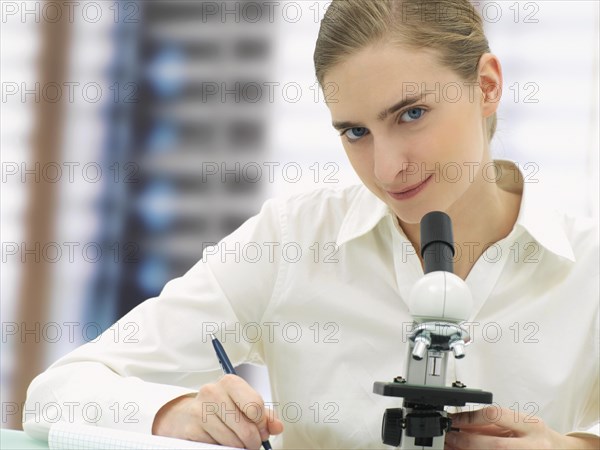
[314,0,497,141]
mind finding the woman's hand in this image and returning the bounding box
[445,406,599,449]
[152,374,284,450]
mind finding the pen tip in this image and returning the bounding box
[210,333,216,340]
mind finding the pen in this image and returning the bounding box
[211,333,273,450]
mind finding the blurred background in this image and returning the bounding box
[1,0,598,431]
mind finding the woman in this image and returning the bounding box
[25,1,598,449]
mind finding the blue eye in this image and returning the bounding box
[401,107,425,122]
[343,127,369,142]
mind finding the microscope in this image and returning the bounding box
[373,211,493,449]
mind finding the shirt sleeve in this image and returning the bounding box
[567,308,600,437]
[23,198,284,440]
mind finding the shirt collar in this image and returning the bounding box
[336,160,576,262]
[336,186,389,247]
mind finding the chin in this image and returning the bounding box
[370,184,450,224]
[388,205,430,226]
[390,197,456,226]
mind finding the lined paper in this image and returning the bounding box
[48,423,242,450]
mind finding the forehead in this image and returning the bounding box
[324,43,455,116]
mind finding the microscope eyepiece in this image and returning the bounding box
[421,211,455,274]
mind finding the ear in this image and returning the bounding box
[477,53,503,118]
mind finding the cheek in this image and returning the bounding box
[343,145,372,176]
[433,108,484,163]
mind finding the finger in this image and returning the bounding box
[264,408,284,436]
[220,395,265,449]
[221,375,273,440]
[200,411,247,449]
[449,406,495,426]
[450,406,533,435]
[452,423,516,437]
[197,380,263,449]
[446,429,522,450]
[186,395,246,448]
[211,398,264,450]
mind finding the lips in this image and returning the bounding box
[385,175,432,200]
[397,179,428,194]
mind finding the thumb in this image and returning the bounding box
[264,407,284,435]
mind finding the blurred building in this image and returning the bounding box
[89,1,274,326]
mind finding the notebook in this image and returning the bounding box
[48,423,243,449]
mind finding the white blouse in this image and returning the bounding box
[24,160,599,449]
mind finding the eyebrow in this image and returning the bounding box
[331,93,424,131]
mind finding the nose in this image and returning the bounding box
[372,136,410,186]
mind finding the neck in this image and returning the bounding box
[399,163,522,280]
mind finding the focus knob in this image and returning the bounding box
[382,408,404,447]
